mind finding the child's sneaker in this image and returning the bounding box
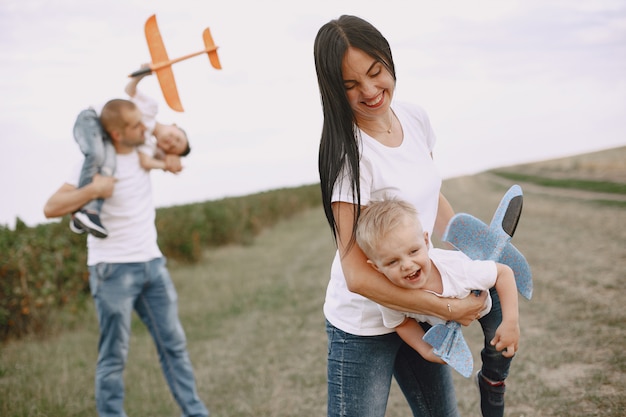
[69,215,85,234]
[475,370,506,417]
[73,210,108,238]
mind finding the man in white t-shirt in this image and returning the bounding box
[44,98,209,417]
[68,68,190,240]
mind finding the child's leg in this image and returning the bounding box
[74,108,106,191]
[477,287,513,417]
[73,108,116,213]
[72,109,115,238]
[84,133,117,215]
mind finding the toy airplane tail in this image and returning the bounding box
[423,321,474,377]
[203,28,221,70]
[443,185,533,300]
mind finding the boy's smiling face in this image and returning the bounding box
[156,124,188,155]
[368,217,434,290]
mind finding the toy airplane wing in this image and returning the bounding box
[145,14,184,112]
[500,243,533,299]
[443,185,533,300]
[443,213,498,261]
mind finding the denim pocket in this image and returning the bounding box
[326,321,347,356]
[88,263,114,297]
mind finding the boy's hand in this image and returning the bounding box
[163,154,183,173]
[490,320,520,358]
[136,63,152,80]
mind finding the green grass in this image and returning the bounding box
[1,167,625,416]
[490,170,626,194]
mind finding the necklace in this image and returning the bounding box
[361,112,394,134]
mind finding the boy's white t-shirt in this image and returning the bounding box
[68,150,162,265]
[130,89,159,157]
[379,249,496,329]
[324,101,444,336]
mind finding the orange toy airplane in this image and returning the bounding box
[129,14,222,112]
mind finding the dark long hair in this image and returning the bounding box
[313,15,396,245]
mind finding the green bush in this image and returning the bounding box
[0,183,321,342]
[0,218,88,341]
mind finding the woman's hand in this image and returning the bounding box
[448,291,488,326]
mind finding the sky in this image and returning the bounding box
[1,0,625,229]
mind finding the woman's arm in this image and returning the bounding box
[333,202,486,324]
[433,192,455,243]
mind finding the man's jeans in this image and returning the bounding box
[74,108,116,214]
[326,321,459,417]
[88,257,209,417]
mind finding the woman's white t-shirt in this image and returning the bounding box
[324,101,443,336]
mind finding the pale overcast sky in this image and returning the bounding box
[1,0,625,228]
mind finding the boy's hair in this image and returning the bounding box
[356,197,420,260]
[177,126,191,156]
[100,99,138,134]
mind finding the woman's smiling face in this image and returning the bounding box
[342,46,395,125]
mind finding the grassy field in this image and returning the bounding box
[1,147,625,416]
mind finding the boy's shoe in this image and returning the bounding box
[475,371,506,417]
[73,210,108,238]
[69,215,85,234]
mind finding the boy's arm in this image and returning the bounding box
[125,64,151,98]
[491,263,520,357]
[138,152,183,173]
[395,318,445,364]
[139,152,167,171]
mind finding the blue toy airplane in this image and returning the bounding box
[442,184,532,300]
[423,184,533,377]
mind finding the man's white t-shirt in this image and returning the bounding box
[69,150,162,265]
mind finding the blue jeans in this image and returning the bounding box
[326,321,459,417]
[477,287,513,417]
[74,108,116,214]
[88,257,209,417]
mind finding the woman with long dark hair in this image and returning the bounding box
[314,15,489,417]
